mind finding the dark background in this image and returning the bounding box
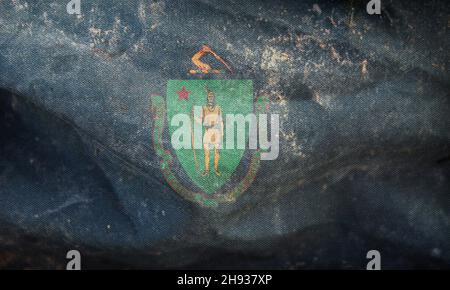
[0,0,449,269]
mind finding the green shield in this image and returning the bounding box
[166,80,253,194]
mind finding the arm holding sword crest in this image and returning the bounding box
[189,44,233,74]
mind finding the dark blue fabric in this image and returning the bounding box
[0,0,449,269]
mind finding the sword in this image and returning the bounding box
[208,47,233,74]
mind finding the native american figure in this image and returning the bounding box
[195,86,223,176]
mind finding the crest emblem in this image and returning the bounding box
[188,44,233,75]
[150,48,277,207]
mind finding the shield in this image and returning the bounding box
[166,80,253,194]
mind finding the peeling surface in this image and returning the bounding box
[0,0,449,269]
